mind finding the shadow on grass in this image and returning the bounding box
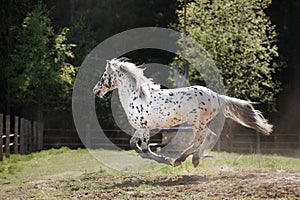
[104,173,257,190]
[104,175,201,189]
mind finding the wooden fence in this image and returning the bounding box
[44,128,131,149]
[218,127,300,156]
[43,128,161,150]
[43,126,300,157]
[0,113,42,161]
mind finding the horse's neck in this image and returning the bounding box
[117,74,139,112]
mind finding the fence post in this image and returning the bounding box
[298,130,300,149]
[27,120,31,153]
[19,118,25,154]
[256,131,261,154]
[14,116,19,154]
[5,115,10,158]
[216,136,221,151]
[28,120,33,153]
[33,121,37,151]
[26,120,30,153]
[0,114,3,161]
[24,120,29,153]
[37,121,43,151]
[86,124,91,148]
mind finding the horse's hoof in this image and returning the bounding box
[173,159,182,167]
[142,148,148,153]
[165,157,173,166]
[141,143,149,153]
[192,157,200,168]
[157,156,172,165]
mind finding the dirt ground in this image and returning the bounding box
[2,169,300,199]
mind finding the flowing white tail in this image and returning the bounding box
[218,95,273,135]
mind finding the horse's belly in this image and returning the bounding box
[148,107,184,129]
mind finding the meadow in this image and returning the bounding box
[0,147,299,199]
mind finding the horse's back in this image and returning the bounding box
[145,85,220,129]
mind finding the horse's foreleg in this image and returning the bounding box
[140,130,150,153]
[130,129,149,152]
[130,131,150,159]
[130,129,172,165]
[129,134,139,149]
[130,129,147,156]
[134,145,173,165]
[140,129,172,165]
[192,128,218,167]
[174,128,206,167]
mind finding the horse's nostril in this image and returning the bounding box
[93,86,99,94]
[93,87,99,94]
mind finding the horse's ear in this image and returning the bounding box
[106,60,114,73]
[119,64,126,72]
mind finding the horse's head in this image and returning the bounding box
[93,60,119,97]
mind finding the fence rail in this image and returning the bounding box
[219,129,300,156]
[0,113,42,161]
[43,126,300,157]
[43,128,164,150]
[3,118,298,158]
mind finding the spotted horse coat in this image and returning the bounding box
[93,58,273,167]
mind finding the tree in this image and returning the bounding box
[68,16,97,67]
[0,0,36,113]
[176,0,284,112]
[6,2,76,123]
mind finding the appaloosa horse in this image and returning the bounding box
[93,58,272,167]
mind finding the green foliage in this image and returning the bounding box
[68,16,97,67]
[176,0,284,112]
[0,0,34,112]
[6,2,76,115]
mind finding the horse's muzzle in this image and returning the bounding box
[93,87,102,97]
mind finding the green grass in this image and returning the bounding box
[153,151,300,175]
[0,147,102,187]
[199,151,300,171]
[0,148,299,186]
[0,148,299,199]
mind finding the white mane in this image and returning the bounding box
[111,58,160,95]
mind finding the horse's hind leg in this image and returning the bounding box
[174,127,206,167]
[192,128,218,167]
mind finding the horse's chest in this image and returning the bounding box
[127,100,151,129]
